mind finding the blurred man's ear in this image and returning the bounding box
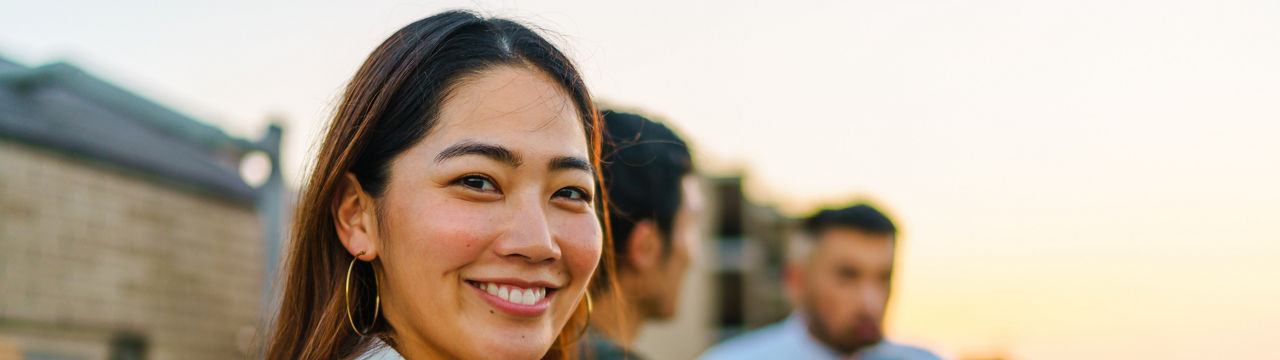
[782,260,806,308]
[782,235,815,307]
[626,220,662,273]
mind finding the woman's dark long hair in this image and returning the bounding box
[264,10,613,360]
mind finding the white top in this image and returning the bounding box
[699,313,942,360]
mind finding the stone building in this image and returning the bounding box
[705,176,794,339]
[0,55,284,359]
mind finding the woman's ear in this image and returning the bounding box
[333,173,380,261]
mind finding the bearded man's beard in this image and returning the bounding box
[803,302,883,354]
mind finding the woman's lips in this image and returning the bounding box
[467,280,555,316]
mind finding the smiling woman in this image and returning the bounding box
[264,10,613,360]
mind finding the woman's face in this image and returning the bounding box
[371,65,601,359]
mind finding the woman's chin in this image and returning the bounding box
[459,321,557,359]
[470,336,555,360]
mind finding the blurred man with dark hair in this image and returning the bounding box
[580,110,705,360]
[700,203,939,360]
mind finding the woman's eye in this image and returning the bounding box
[457,175,498,192]
[554,187,590,202]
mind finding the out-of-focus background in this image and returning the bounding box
[1,1,1278,359]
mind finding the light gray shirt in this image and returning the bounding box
[699,313,942,360]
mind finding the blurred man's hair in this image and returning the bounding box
[789,203,897,261]
[804,203,898,238]
[599,110,693,260]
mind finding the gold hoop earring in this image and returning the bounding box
[345,250,380,336]
[571,292,593,342]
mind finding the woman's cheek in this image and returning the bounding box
[396,196,499,267]
[557,213,602,278]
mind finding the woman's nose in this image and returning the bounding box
[492,195,562,264]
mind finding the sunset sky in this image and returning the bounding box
[3,0,1278,358]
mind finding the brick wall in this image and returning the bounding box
[0,140,264,359]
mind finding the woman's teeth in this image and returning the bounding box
[478,282,547,305]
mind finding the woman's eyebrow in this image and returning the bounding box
[435,141,522,167]
[549,156,593,173]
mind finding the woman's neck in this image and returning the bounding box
[383,327,457,360]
